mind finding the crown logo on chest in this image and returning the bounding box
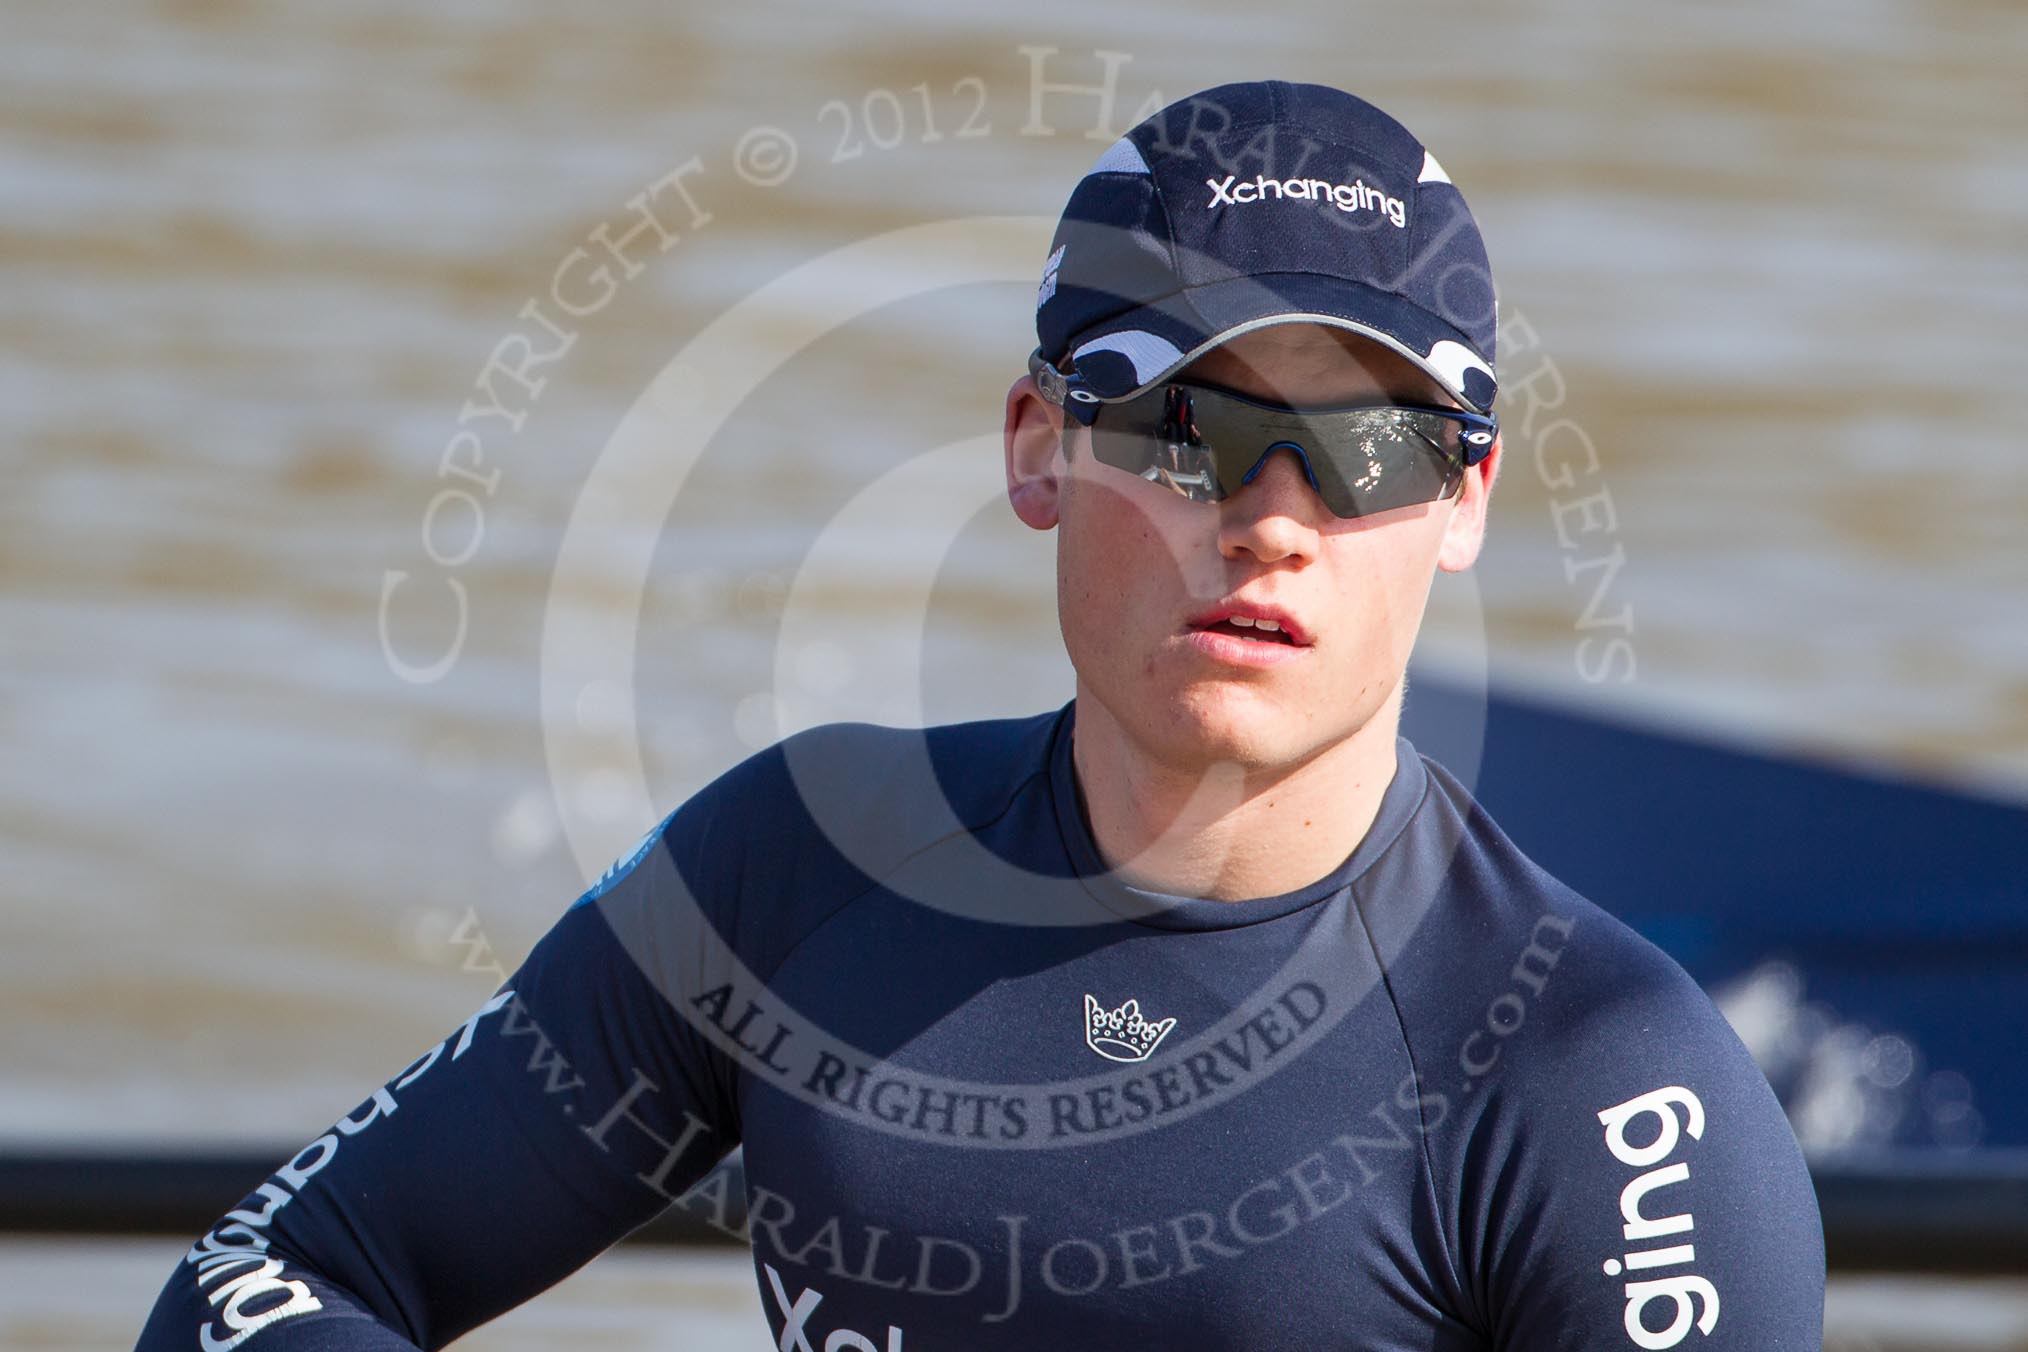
[1083,994,1178,1063]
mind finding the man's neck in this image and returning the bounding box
[1069,684,1403,902]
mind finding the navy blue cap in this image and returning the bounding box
[1033,81,1499,414]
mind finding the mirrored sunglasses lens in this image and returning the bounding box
[1089,387,1226,503]
[1091,388,1468,517]
[1307,408,1464,516]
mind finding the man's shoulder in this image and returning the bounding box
[711,702,1065,845]
[1386,746,1762,1106]
[617,705,1066,964]
[1388,770,1823,1346]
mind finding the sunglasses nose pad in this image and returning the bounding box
[1241,441,1323,494]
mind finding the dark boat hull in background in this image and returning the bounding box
[1403,670,2026,1163]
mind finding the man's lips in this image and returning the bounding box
[1182,601,1314,646]
[1180,601,1314,668]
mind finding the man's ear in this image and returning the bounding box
[1005,373,1067,531]
[1436,433,1501,573]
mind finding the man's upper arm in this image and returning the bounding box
[135,782,750,1350]
[1459,947,1825,1352]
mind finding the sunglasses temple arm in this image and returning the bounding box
[1029,348,1106,427]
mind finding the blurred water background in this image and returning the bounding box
[3,0,2025,1346]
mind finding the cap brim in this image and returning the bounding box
[1062,272,1497,414]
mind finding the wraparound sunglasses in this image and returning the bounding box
[1030,348,1498,519]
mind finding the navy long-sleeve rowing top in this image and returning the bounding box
[137,699,1824,1350]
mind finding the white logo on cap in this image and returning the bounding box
[1205,173,1405,228]
[1036,244,1066,311]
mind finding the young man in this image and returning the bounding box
[140,82,1824,1351]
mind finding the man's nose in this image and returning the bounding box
[1236,444,1324,515]
[1218,445,1326,560]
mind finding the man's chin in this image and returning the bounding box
[1149,685,1334,774]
